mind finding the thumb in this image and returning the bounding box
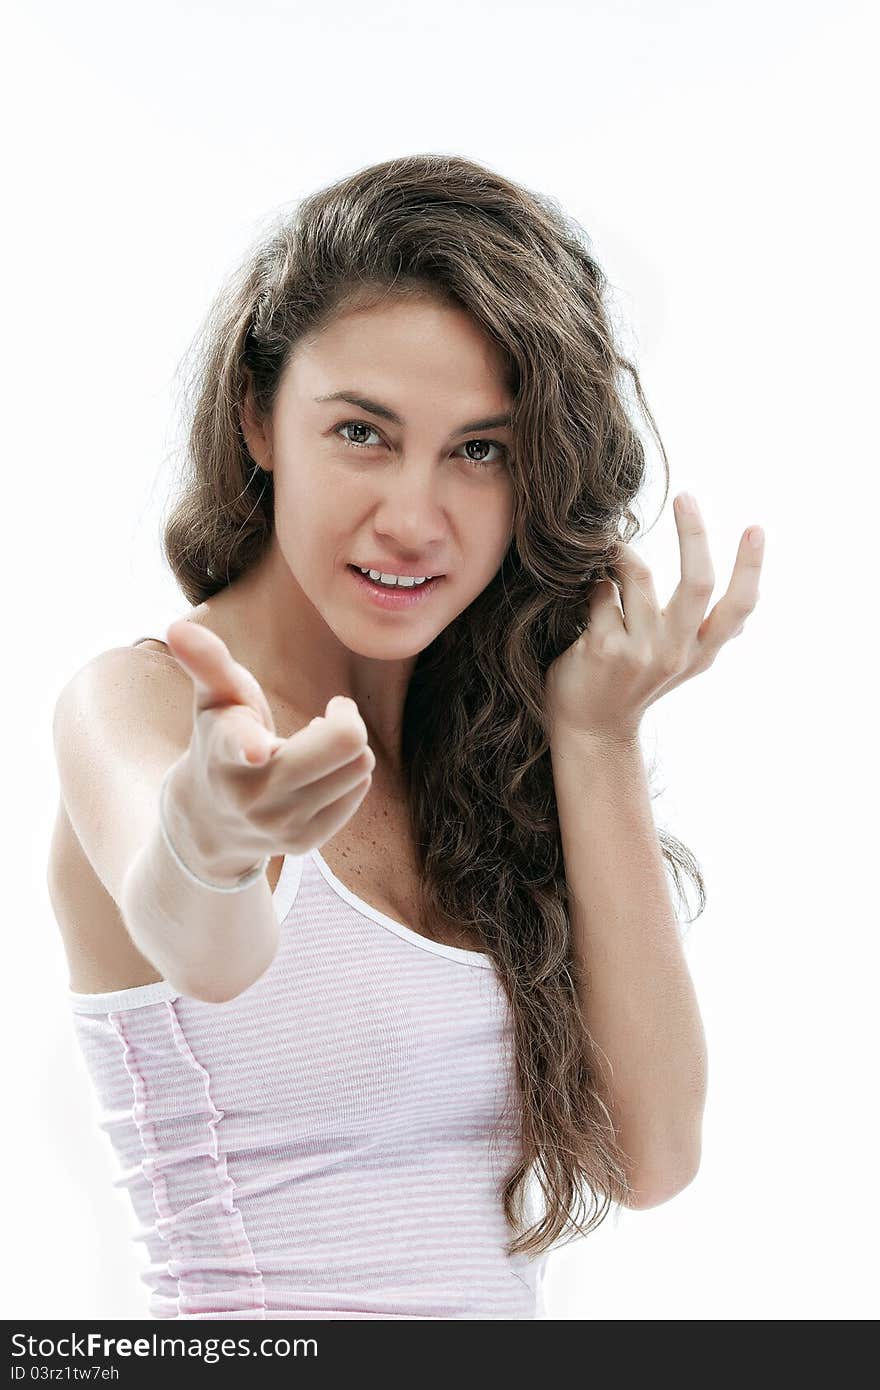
[164,619,281,764]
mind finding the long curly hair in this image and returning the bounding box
[162,153,706,1258]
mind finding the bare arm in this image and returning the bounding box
[549,729,708,1208]
[51,624,373,1004]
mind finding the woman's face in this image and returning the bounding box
[249,293,517,660]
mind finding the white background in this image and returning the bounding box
[4,0,877,1320]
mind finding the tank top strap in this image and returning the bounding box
[131,608,194,650]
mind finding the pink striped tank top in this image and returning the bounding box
[66,627,550,1320]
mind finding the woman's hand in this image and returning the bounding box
[543,493,764,746]
[160,620,376,886]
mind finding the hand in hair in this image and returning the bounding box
[543,494,764,747]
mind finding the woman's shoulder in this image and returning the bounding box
[49,625,199,997]
[127,597,258,673]
[135,639,174,655]
[128,602,208,661]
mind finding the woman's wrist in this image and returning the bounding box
[160,758,268,892]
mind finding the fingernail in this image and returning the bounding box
[678,492,697,514]
[748,526,764,547]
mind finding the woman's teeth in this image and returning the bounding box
[357,567,432,588]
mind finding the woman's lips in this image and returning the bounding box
[347,565,445,610]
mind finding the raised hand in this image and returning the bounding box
[543,493,764,746]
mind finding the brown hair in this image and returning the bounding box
[163,153,705,1257]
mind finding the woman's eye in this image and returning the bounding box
[336,421,382,449]
[460,439,506,467]
[334,420,508,469]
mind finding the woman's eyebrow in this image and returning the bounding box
[314,390,512,437]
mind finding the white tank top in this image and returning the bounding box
[66,623,551,1319]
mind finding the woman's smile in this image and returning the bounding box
[346,563,446,610]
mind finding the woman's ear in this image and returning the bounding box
[239,367,273,472]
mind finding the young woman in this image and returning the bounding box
[49,153,763,1320]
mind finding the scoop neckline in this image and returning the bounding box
[307,848,493,969]
[68,845,491,1009]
